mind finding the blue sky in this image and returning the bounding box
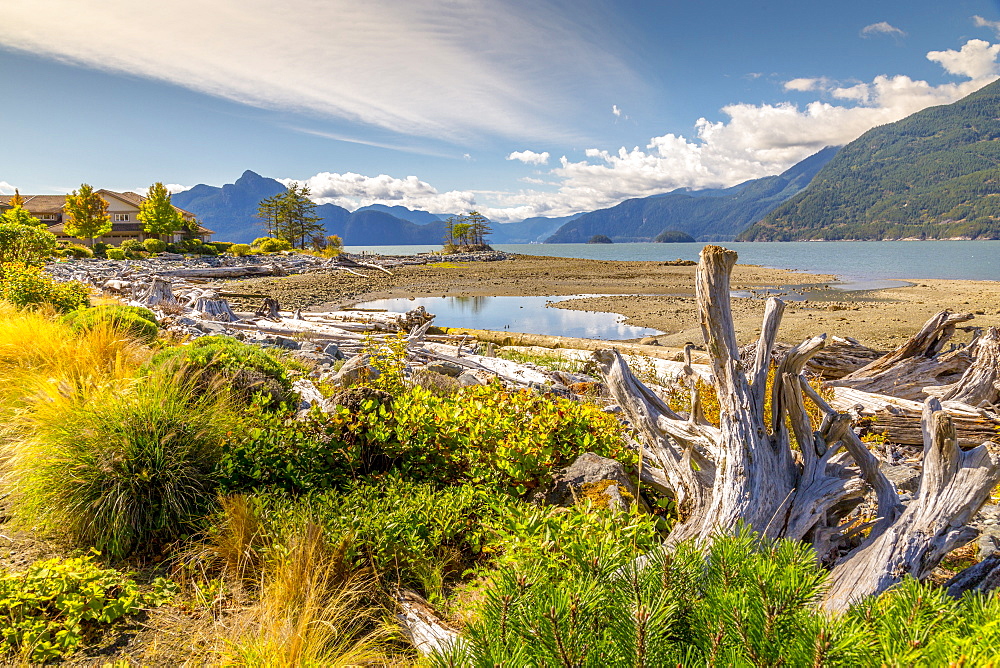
[2,0,1000,221]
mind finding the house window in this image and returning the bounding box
[113,213,130,222]
[38,214,57,221]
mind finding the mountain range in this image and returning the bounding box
[172,171,571,245]
[544,146,838,243]
[740,78,1000,241]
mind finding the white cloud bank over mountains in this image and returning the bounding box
[284,38,1000,222]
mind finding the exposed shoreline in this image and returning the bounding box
[228,252,1000,351]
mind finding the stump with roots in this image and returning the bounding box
[595,245,1000,611]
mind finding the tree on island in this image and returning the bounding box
[465,210,492,246]
[443,211,493,251]
[655,229,696,243]
[587,234,613,244]
[63,184,110,247]
[138,182,184,241]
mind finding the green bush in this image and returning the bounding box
[230,243,253,257]
[10,374,236,558]
[0,262,90,312]
[252,237,292,253]
[143,238,167,253]
[441,528,1000,667]
[211,241,234,253]
[120,239,143,252]
[198,243,219,256]
[63,244,94,259]
[62,305,159,342]
[222,383,631,496]
[0,555,176,662]
[92,241,110,258]
[145,335,293,406]
[105,247,126,260]
[0,222,57,265]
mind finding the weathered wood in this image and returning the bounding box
[137,277,176,307]
[192,297,240,322]
[824,398,1000,611]
[255,297,280,320]
[929,326,1000,406]
[595,245,1000,612]
[155,265,278,278]
[773,336,884,379]
[395,589,459,656]
[830,310,974,398]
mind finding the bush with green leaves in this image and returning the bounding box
[62,304,159,342]
[62,243,94,258]
[8,373,237,558]
[0,262,90,312]
[120,239,143,252]
[211,241,233,253]
[146,335,293,406]
[0,222,57,264]
[105,247,126,260]
[143,237,167,253]
[92,241,110,258]
[230,243,253,257]
[252,236,292,253]
[0,555,176,662]
[198,242,219,256]
[438,527,1000,667]
[221,383,630,496]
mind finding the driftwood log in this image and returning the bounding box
[595,246,1000,611]
[829,310,974,399]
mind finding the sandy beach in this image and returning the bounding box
[228,253,1000,351]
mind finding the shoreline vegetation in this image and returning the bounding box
[3,242,1000,662]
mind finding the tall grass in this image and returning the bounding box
[222,523,395,667]
[4,371,237,558]
[0,301,148,415]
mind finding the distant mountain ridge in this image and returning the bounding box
[741,79,1000,241]
[173,171,572,244]
[545,146,838,243]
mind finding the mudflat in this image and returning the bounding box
[229,253,1000,351]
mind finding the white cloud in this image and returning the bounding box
[281,172,478,214]
[973,15,1000,37]
[612,104,622,117]
[861,21,906,38]
[783,77,830,92]
[0,1,636,144]
[0,181,16,195]
[507,150,551,165]
[927,39,1000,80]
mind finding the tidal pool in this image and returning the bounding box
[351,295,663,340]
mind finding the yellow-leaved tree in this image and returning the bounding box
[63,184,110,247]
[138,182,183,242]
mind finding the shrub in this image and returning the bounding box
[211,241,234,254]
[0,222,57,264]
[198,243,219,256]
[230,243,253,257]
[0,555,176,662]
[253,237,292,253]
[145,335,293,406]
[105,247,126,260]
[223,382,630,496]
[92,241,110,257]
[6,373,237,558]
[120,239,143,252]
[63,304,159,343]
[143,238,167,253]
[0,262,90,312]
[63,243,94,259]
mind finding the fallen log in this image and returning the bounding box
[829,310,974,398]
[927,326,1000,406]
[773,336,883,379]
[154,265,278,278]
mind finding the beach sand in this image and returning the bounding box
[228,253,1000,351]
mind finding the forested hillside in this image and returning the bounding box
[741,79,1000,241]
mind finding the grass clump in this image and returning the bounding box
[5,373,238,559]
[145,335,294,406]
[62,304,159,343]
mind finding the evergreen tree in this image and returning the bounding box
[256,193,283,237]
[137,182,184,241]
[465,210,492,245]
[63,184,111,246]
[275,184,324,249]
[443,216,456,247]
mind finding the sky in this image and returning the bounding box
[2,0,1000,222]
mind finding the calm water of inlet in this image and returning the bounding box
[345,241,1000,283]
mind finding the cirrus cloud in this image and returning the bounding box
[861,22,906,38]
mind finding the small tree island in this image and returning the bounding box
[587,234,613,244]
[655,229,696,243]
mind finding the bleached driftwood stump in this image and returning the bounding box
[595,245,1000,611]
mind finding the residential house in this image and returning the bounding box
[0,189,213,245]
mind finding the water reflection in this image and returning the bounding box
[352,295,663,340]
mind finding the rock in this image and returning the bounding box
[946,554,1000,597]
[543,452,647,513]
[322,342,344,359]
[880,462,921,494]
[425,360,464,377]
[640,337,660,346]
